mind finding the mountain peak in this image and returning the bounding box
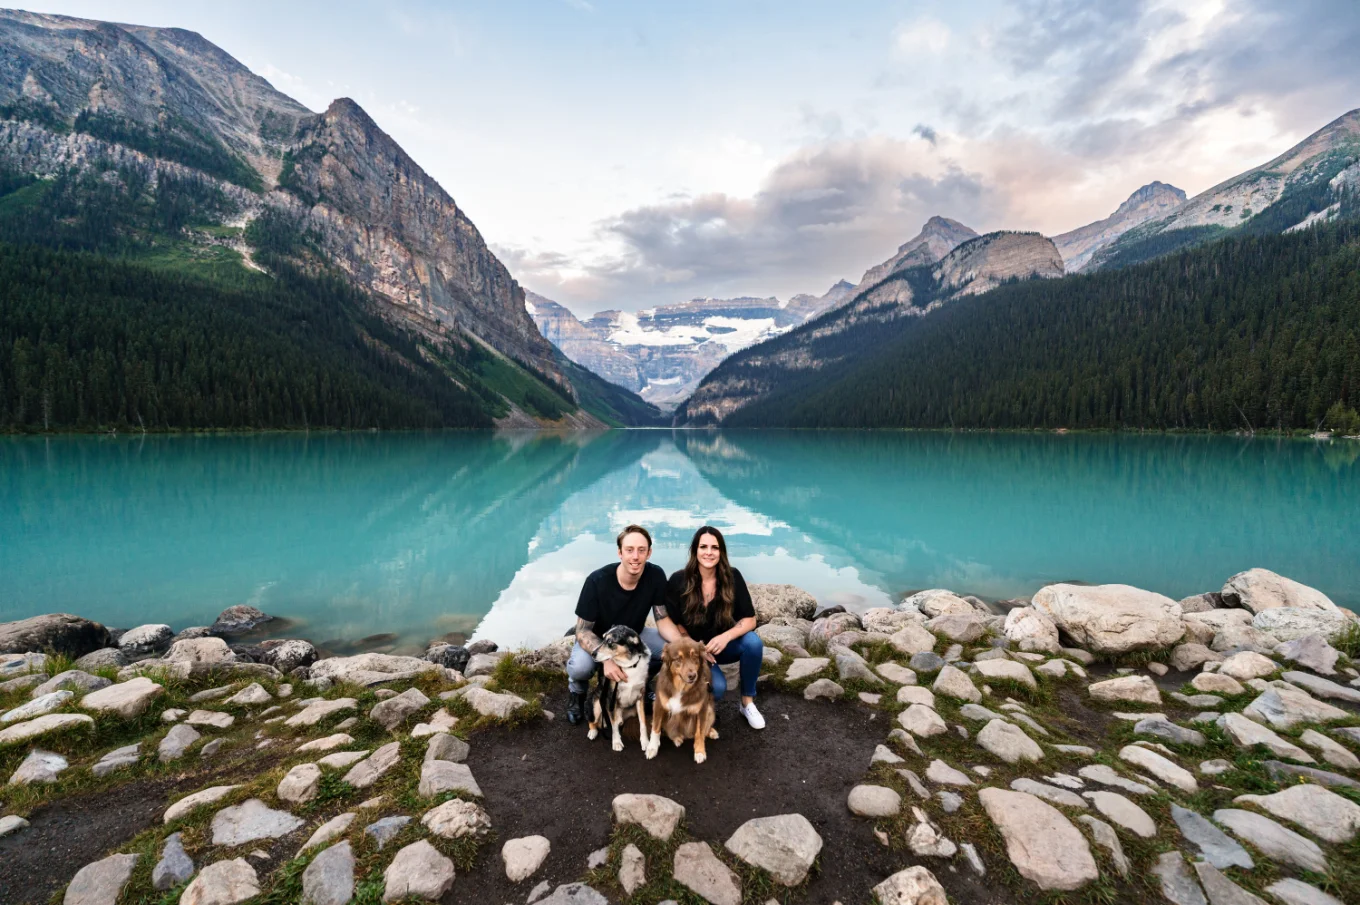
[1113,181,1187,218]
[1054,181,1187,272]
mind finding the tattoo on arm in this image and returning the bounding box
[652,604,669,623]
[575,617,602,655]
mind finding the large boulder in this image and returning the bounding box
[164,638,238,675]
[1221,569,1338,614]
[258,640,317,673]
[118,624,173,659]
[309,653,441,687]
[209,605,274,635]
[807,612,863,652]
[904,589,984,618]
[1031,584,1183,654]
[1252,607,1355,642]
[748,585,817,624]
[978,788,1098,890]
[514,637,574,671]
[723,813,822,886]
[1002,607,1061,653]
[0,614,111,658]
[861,608,926,635]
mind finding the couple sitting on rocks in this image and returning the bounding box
[564,523,766,731]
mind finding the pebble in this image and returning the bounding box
[848,784,902,817]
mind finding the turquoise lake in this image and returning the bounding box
[1,431,1357,652]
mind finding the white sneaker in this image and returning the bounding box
[739,702,766,730]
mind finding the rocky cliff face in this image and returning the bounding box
[1053,182,1186,272]
[934,231,1065,296]
[1091,108,1360,265]
[527,281,851,411]
[0,10,567,396]
[847,216,978,301]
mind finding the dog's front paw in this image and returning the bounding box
[645,738,660,760]
[671,735,683,747]
[708,727,719,740]
[693,750,707,764]
[639,733,651,751]
[587,728,598,740]
[612,737,624,752]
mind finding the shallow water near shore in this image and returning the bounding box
[1,430,1357,651]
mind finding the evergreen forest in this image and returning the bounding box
[723,217,1360,432]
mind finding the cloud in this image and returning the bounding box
[912,124,938,146]
[513,138,1003,311]
[894,16,952,55]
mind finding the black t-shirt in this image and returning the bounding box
[664,568,756,643]
[575,562,667,638]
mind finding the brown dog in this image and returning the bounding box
[646,638,718,763]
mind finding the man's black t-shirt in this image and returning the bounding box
[575,562,667,638]
[664,568,756,643]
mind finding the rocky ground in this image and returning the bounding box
[1,567,1359,905]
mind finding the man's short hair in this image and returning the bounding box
[616,524,652,550]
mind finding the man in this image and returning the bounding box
[565,524,683,725]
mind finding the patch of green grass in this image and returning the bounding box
[1334,621,1360,660]
[583,822,788,904]
[490,656,563,697]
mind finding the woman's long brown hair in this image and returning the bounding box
[681,526,735,630]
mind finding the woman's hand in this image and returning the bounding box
[603,660,626,683]
[705,634,729,658]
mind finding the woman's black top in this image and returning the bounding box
[665,568,756,643]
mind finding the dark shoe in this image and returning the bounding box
[566,691,586,725]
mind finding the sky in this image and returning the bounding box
[21,0,1360,315]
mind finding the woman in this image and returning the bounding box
[665,526,765,729]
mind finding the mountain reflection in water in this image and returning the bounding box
[1,431,1356,651]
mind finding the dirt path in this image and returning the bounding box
[445,688,904,904]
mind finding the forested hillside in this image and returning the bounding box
[0,165,659,431]
[724,217,1360,432]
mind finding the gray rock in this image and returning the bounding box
[301,841,354,905]
[152,832,194,891]
[925,613,988,643]
[80,677,165,719]
[932,664,981,703]
[0,712,93,744]
[0,815,29,838]
[1170,805,1252,869]
[210,799,305,847]
[94,742,140,780]
[1211,809,1327,873]
[186,709,234,730]
[978,788,1098,891]
[369,687,430,730]
[1076,815,1129,876]
[673,841,740,905]
[223,683,272,706]
[909,651,945,672]
[1263,879,1345,905]
[277,763,322,804]
[1218,712,1313,761]
[974,658,1038,690]
[871,866,949,905]
[613,793,685,840]
[618,843,646,895]
[926,759,974,786]
[382,840,454,902]
[64,853,139,905]
[449,685,528,718]
[118,624,173,658]
[1263,760,1360,790]
[424,732,470,764]
[75,648,127,670]
[1233,783,1360,843]
[1193,862,1268,905]
[1082,791,1156,837]
[1169,692,1223,708]
[977,719,1043,763]
[749,584,818,622]
[343,742,402,789]
[937,790,964,813]
[1298,728,1360,770]
[1275,634,1340,674]
[0,613,112,658]
[9,749,68,785]
[309,653,440,687]
[421,799,491,839]
[834,651,882,685]
[1134,718,1206,746]
[179,858,259,904]
[502,835,550,882]
[1088,674,1161,705]
[1153,852,1207,905]
[1119,745,1198,792]
[848,784,902,817]
[159,724,201,762]
[1010,778,1086,809]
[1171,643,1223,672]
[163,785,241,823]
[802,677,843,700]
[1221,568,1337,614]
[299,813,357,854]
[898,704,947,737]
[534,884,609,905]
[0,672,48,694]
[1282,669,1360,703]
[209,605,273,636]
[784,657,829,681]
[32,670,112,698]
[259,640,316,673]
[2,689,74,724]
[1244,682,1348,729]
[418,760,481,797]
[285,698,357,728]
[364,816,411,850]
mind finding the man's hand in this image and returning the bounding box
[705,634,728,657]
[602,660,625,683]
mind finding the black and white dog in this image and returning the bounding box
[587,625,652,752]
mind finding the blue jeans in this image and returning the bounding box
[565,626,665,694]
[710,631,763,701]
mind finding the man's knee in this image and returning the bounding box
[565,644,595,681]
[640,627,666,661]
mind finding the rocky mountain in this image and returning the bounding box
[677,231,1063,425]
[847,216,978,300]
[1053,181,1186,272]
[1090,108,1360,269]
[527,281,853,411]
[0,9,600,427]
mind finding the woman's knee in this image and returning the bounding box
[736,631,763,657]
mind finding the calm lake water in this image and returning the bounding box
[1,431,1357,652]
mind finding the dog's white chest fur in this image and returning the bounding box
[666,695,684,716]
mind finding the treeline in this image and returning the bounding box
[0,243,493,431]
[726,217,1360,431]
